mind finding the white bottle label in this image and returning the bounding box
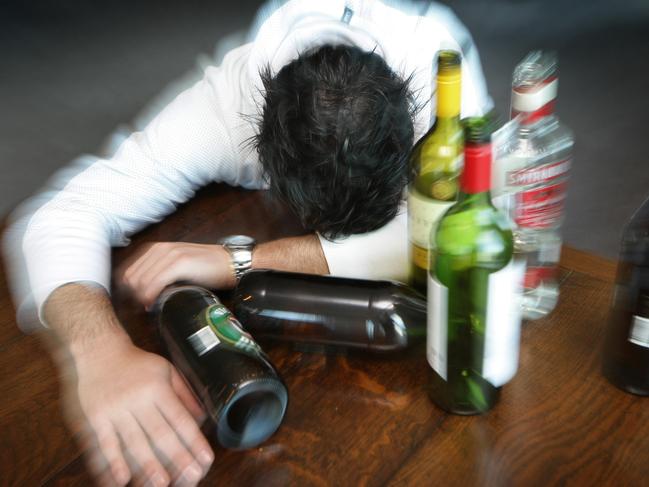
[408,189,454,249]
[187,326,221,356]
[427,274,448,380]
[483,260,525,386]
[629,315,649,349]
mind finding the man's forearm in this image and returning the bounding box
[252,234,329,275]
[43,283,131,358]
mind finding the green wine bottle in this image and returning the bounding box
[427,117,524,415]
[408,50,464,294]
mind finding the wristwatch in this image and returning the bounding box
[219,235,257,283]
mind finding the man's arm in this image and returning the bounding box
[43,283,213,486]
[2,43,259,486]
[120,234,329,308]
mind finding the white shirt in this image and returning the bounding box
[3,0,490,331]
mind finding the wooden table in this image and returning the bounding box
[1,185,647,486]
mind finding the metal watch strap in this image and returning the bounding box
[229,247,253,282]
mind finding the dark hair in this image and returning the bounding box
[254,44,417,239]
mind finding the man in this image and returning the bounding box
[3,0,490,485]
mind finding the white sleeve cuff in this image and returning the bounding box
[317,205,409,283]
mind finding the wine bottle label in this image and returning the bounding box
[411,245,429,271]
[483,260,525,386]
[629,315,649,349]
[427,261,524,386]
[408,189,454,255]
[427,274,448,380]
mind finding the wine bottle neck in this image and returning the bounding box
[434,114,461,130]
[459,143,492,195]
[436,68,461,119]
[457,190,492,205]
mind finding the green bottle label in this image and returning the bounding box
[205,304,263,356]
[186,303,262,357]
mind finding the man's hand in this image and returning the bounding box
[69,340,214,486]
[119,243,235,309]
[121,235,330,309]
[44,284,214,486]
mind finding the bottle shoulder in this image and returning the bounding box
[436,201,514,257]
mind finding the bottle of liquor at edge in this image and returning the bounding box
[602,195,649,395]
[233,270,426,353]
[155,286,288,449]
[408,50,464,294]
[492,51,574,320]
[427,117,524,415]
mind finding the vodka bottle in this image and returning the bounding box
[493,51,574,320]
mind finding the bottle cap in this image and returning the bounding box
[460,116,494,193]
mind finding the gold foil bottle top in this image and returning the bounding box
[436,50,462,118]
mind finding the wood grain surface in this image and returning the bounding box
[1,184,647,487]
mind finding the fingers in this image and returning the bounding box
[135,406,203,485]
[93,423,132,486]
[77,422,131,487]
[114,413,170,487]
[123,245,182,308]
[157,389,214,476]
[121,242,234,307]
[137,254,185,308]
[170,366,207,424]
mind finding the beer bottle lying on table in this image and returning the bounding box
[155,286,288,449]
[233,270,426,354]
[427,116,524,414]
[408,49,464,294]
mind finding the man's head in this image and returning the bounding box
[255,45,416,239]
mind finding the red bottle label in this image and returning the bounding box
[515,181,567,229]
[524,266,558,290]
[508,159,570,229]
[507,159,570,186]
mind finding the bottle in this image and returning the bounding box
[233,270,426,353]
[602,196,649,395]
[408,50,464,294]
[155,286,288,449]
[492,51,574,320]
[427,117,524,415]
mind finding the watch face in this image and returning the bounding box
[222,235,256,247]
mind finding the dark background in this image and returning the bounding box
[1,0,648,258]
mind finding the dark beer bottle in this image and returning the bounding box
[602,196,649,395]
[155,286,288,449]
[233,270,426,353]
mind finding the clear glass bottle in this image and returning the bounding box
[492,51,574,320]
[408,50,464,294]
[427,117,524,415]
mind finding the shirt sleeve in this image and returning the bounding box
[317,201,409,283]
[3,43,261,331]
